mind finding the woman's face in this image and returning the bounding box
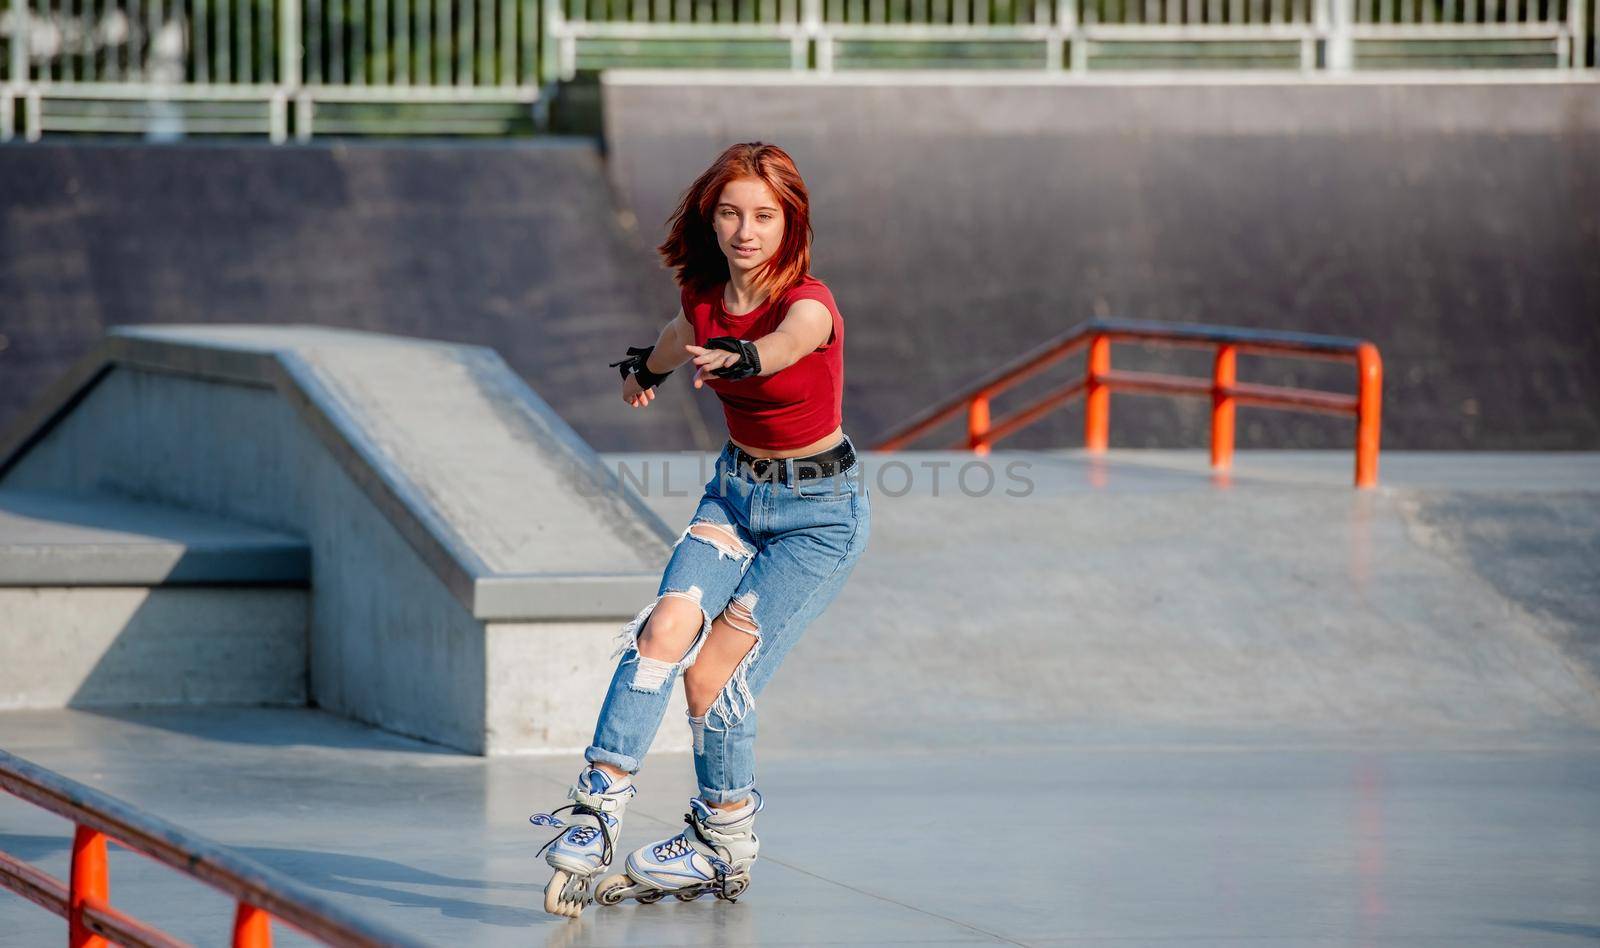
[712,177,784,277]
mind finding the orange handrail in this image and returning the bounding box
[870,318,1383,488]
[0,749,425,948]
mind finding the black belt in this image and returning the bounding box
[729,438,856,486]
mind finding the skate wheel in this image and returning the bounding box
[674,890,703,902]
[719,877,749,901]
[636,890,665,905]
[545,870,585,919]
[594,874,631,907]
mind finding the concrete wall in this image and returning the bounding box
[1,328,692,755]
[0,139,716,454]
[600,79,1600,451]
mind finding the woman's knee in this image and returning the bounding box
[636,594,707,661]
[682,616,761,714]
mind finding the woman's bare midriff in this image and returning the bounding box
[730,426,845,460]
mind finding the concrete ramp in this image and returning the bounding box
[608,449,1600,747]
[0,326,691,754]
[2,451,1596,947]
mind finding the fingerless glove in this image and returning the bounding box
[704,336,762,381]
[608,345,675,389]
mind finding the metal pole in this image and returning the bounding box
[69,827,110,948]
[1565,0,1584,69]
[1084,334,1110,453]
[294,91,313,142]
[281,0,303,88]
[269,89,287,143]
[1210,344,1237,471]
[1355,342,1382,488]
[967,395,991,454]
[9,0,27,85]
[233,903,274,948]
[25,86,40,141]
[1324,0,1353,71]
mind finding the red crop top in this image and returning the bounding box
[680,275,845,451]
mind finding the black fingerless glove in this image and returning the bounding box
[609,345,675,389]
[705,336,762,381]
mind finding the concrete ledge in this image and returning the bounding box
[0,326,673,621]
[0,586,308,709]
[0,489,309,586]
[0,327,687,753]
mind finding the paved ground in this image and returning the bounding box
[2,450,1598,946]
[2,708,1598,947]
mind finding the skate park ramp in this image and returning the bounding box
[0,140,717,454]
[600,80,1600,452]
[0,324,699,756]
[3,447,1598,946]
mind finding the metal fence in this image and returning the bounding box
[548,0,1591,75]
[2,0,544,140]
[1,0,1594,142]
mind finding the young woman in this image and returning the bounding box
[531,142,872,918]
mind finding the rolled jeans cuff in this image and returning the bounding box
[584,745,640,774]
[697,781,756,805]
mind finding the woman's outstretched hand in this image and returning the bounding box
[622,374,656,408]
[684,343,741,389]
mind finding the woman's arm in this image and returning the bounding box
[685,300,831,385]
[644,310,694,375]
[622,309,694,408]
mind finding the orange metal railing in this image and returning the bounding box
[871,318,1384,488]
[0,749,424,948]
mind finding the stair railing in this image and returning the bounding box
[869,318,1383,488]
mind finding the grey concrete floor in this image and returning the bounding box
[3,451,1599,946]
[1,708,1598,947]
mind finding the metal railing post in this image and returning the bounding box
[5,0,25,142]
[269,90,288,143]
[69,827,109,948]
[1210,344,1237,471]
[8,0,25,86]
[1355,342,1382,488]
[540,0,560,85]
[1324,0,1353,71]
[967,395,992,454]
[294,93,313,142]
[281,0,304,90]
[24,85,38,141]
[802,0,821,70]
[233,903,273,947]
[1566,0,1584,69]
[1084,334,1111,453]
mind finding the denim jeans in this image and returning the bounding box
[585,435,871,803]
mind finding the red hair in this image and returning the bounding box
[657,142,814,301]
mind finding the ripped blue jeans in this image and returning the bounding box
[585,435,871,804]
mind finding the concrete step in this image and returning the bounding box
[0,490,309,710]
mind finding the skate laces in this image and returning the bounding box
[533,775,632,866]
[533,802,618,865]
[654,834,693,861]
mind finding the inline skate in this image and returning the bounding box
[593,790,763,906]
[530,767,635,918]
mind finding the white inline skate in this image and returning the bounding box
[593,790,764,907]
[529,767,636,918]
